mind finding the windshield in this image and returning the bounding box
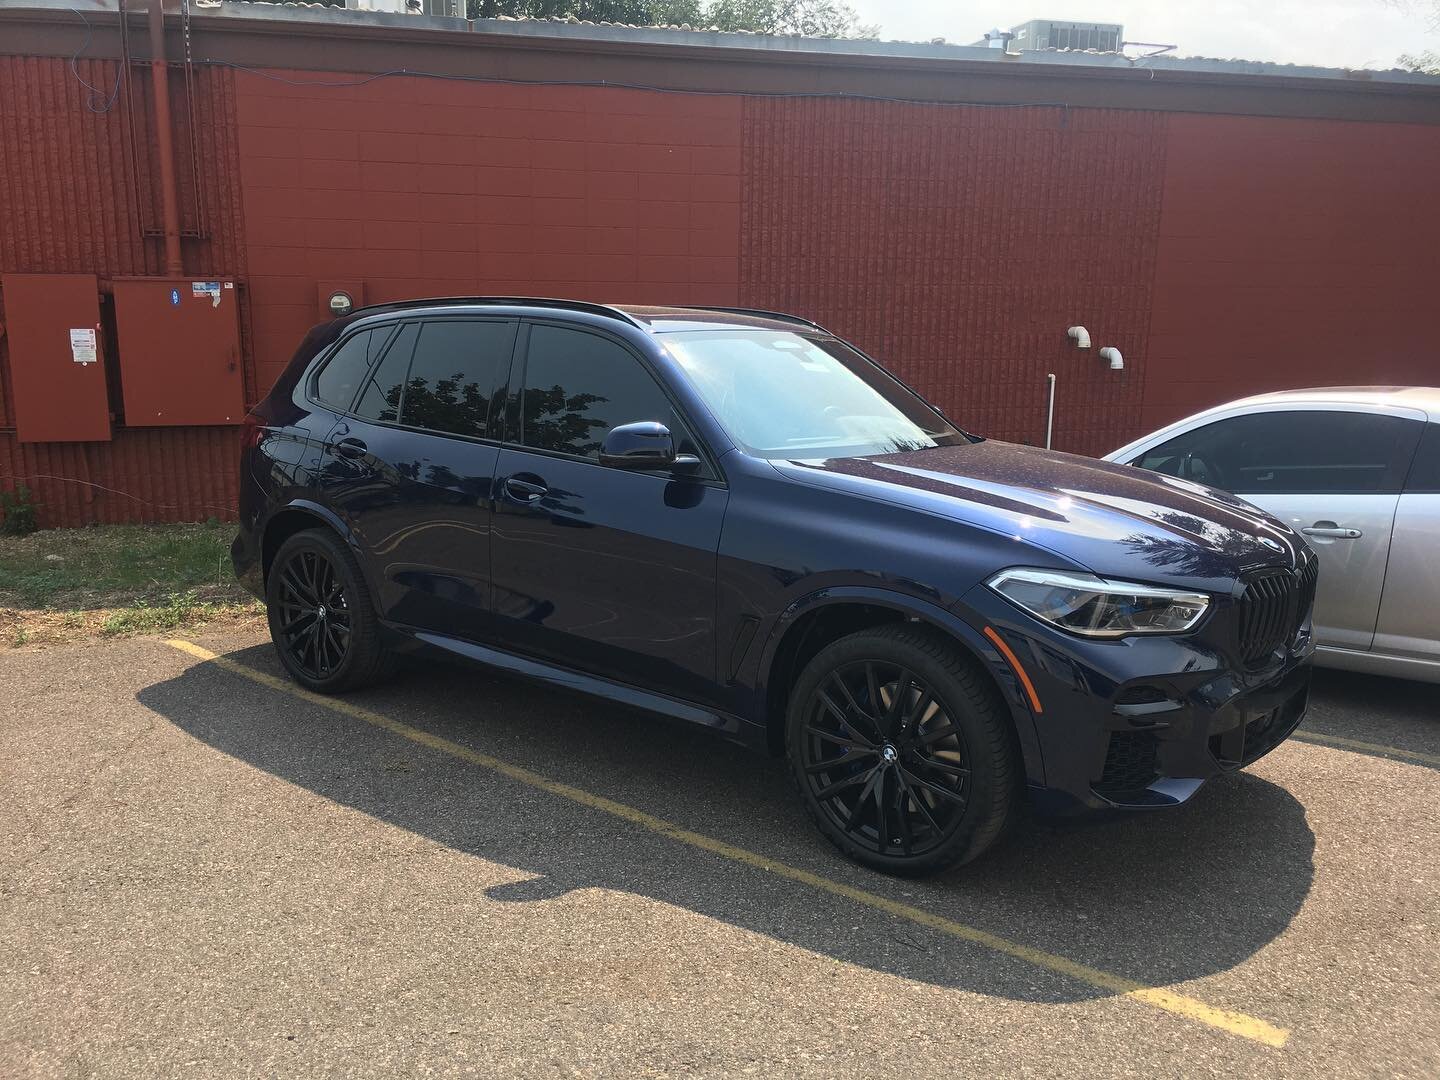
[662,330,967,460]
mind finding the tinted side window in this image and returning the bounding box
[314,328,391,411]
[1135,411,1421,495]
[353,323,419,423]
[519,324,695,462]
[400,320,515,439]
[1404,423,1440,493]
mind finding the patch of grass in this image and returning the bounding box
[0,522,265,647]
[0,521,247,610]
[0,484,38,535]
[100,591,201,636]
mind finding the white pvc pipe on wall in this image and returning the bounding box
[1045,373,1056,449]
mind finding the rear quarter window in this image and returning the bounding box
[313,326,395,412]
[1404,423,1440,493]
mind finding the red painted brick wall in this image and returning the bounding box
[739,99,1167,455]
[234,73,743,393]
[1143,113,1440,433]
[5,52,1440,527]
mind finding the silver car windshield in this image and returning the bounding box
[662,329,965,460]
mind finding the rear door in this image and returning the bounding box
[1131,409,1423,650]
[285,322,397,488]
[488,320,729,704]
[1372,422,1440,662]
[318,316,517,639]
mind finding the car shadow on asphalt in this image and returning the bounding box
[137,644,1317,1006]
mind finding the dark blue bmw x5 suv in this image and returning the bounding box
[234,298,1317,875]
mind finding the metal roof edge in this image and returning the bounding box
[3,0,1439,124]
[7,0,1439,90]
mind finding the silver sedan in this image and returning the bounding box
[1106,387,1440,684]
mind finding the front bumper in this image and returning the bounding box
[1081,657,1310,810]
[962,586,1314,815]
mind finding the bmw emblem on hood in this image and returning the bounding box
[1259,536,1285,553]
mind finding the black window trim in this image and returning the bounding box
[503,316,727,485]
[314,314,521,448]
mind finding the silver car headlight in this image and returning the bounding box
[986,568,1210,638]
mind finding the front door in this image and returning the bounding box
[1132,408,1424,650]
[488,321,728,704]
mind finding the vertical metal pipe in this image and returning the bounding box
[147,0,184,276]
[1044,373,1056,449]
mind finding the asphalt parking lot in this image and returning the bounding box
[2,631,1436,1078]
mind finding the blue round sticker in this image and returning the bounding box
[170,288,180,306]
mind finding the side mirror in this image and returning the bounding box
[599,421,699,471]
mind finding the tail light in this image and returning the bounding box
[240,411,264,452]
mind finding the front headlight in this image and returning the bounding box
[986,568,1210,638]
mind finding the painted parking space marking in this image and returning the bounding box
[1291,730,1440,768]
[164,638,1291,1048]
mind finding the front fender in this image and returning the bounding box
[755,585,1047,787]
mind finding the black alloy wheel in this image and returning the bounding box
[787,624,1019,875]
[265,528,396,693]
[802,659,971,859]
[274,546,351,681]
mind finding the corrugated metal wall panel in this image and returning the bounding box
[0,56,250,525]
[0,427,239,527]
[0,55,145,280]
[739,98,1167,457]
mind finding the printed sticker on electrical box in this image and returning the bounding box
[69,328,97,365]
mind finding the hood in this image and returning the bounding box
[774,440,1304,592]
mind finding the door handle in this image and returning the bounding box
[504,477,547,503]
[332,437,368,460]
[1302,524,1362,539]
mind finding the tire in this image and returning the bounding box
[265,527,396,694]
[785,623,1020,876]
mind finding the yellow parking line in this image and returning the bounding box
[164,638,1291,1048]
[1291,730,1440,768]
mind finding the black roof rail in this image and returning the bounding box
[348,296,645,328]
[684,306,829,332]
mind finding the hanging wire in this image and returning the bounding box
[69,8,124,113]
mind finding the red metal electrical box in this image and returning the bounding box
[112,277,245,426]
[1,274,111,443]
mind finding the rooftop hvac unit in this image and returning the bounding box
[344,0,462,16]
[1010,19,1124,53]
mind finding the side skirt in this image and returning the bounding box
[387,623,770,749]
[1315,644,1440,685]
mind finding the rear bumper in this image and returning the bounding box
[231,451,265,601]
[231,529,264,601]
